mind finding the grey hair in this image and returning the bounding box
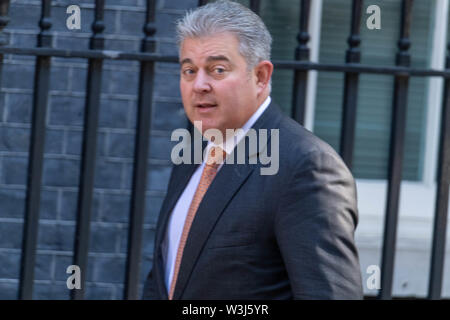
[176,0,272,70]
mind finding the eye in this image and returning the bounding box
[182,68,195,75]
[213,67,226,74]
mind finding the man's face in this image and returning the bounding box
[179,32,260,136]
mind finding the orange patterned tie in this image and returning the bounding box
[168,146,226,300]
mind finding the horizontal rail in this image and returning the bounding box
[1,46,450,77]
[275,62,450,77]
[0,46,179,61]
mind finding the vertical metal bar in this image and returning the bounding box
[250,0,261,14]
[19,0,52,300]
[71,0,105,300]
[291,0,311,125]
[428,42,450,300]
[378,0,413,300]
[0,0,11,90]
[124,0,156,300]
[339,0,363,169]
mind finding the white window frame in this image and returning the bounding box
[305,0,450,250]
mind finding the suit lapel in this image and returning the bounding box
[155,164,198,251]
[173,102,284,299]
[153,162,198,299]
[172,162,254,299]
[155,135,208,250]
[153,137,208,298]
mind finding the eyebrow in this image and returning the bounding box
[180,58,193,65]
[180,55,231,65]
[206,55,231,63]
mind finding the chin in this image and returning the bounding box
[191,117,215,129]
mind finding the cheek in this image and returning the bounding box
[217,79,246,101]
[219,80,252,110]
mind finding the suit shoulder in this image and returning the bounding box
[278,114,341,161]
[271,113,356,183]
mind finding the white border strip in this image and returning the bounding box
[304,0,323,132]
[422,0,449,186]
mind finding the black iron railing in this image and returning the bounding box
[18,0,53,300]
[0,0,448,300]
[70,0,105,301]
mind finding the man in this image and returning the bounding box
[143,0,363,299]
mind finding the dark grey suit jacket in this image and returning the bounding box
[143,102,364,300]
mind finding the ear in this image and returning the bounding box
[254,60,274,95]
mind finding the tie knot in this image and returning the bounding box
[206,146,226,166]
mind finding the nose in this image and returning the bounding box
[193,69,212,93]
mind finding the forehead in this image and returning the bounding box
[179,32,243,64]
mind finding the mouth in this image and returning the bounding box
[195,103,218,111]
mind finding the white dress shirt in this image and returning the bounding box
[161,96,271,292]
